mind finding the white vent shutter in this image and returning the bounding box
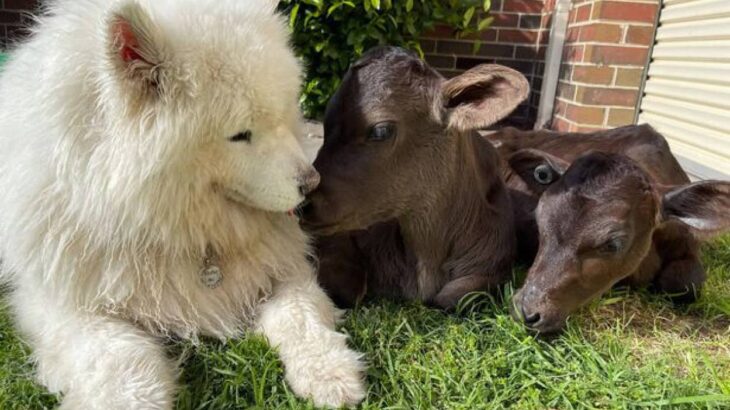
[638,0,730,180]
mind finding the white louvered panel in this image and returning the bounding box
[650,40,730,62]
[655,17,730,42]
[638,0,730,180]
[642,78,730,111]
[660,0,730,23]
[639,112,730,159]
[646,61,729,86]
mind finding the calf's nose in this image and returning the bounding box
[521,307,541,327]
[298,168,321,196]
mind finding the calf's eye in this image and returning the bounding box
[367,122,397,141]
[598,237,626,255]
[533,164,555,185]
[229,130,252,143]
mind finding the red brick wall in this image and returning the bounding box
[421,0,557,128]
[552,0,659,132]
[0,0,38,49]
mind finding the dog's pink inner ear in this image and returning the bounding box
[112,18,147,64]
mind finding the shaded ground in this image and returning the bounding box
[1,236,729,409]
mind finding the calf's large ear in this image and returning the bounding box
[662,180,730,239]
[108,2,171,97]
[508,149,569,195]
[441,64,529,132]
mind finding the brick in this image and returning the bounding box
[437,69,463,79]
[626,26,655,45]
[437,40,474,55]
[476,44,515,58]
[565,103,606,125]
[574,4,592,23]
[480,29,499,42]
[497,59,535,74]
[552,116,571,132]
[0,11,21,23]
[533,76,543,90]
[423,25,455,39]
[566,27,580,43]
[425,54,455,69]
[615,68,644,87]
[499,29,540,44]
[503,0,544,13]
[515,45,546,59]
[576,125,608,132]
[572,65,614,85]
[593,2,658,24]
[579,23,623,43]
[520,15,543,29]
[576,86,639,106]
[420,40,436,53]
[584,45,648,65]
[563,44,585,63]
[492,0,504,12]
[556,81,577,101]
[5,0,38,10]
[607,107,636,126]
[491,12,519,28]
[542,13,553,28]
[456,57,491,70]
[559,63,572,82]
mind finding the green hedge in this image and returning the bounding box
[278,0,493,119]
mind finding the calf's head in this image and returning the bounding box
[511,152,730,333]
[302,46,529,234]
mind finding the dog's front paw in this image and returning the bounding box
[286,345,366,408]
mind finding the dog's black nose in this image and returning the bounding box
[298,169,320,196]
[522,307,541,327]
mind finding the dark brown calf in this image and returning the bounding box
[488,127,730,333]
[302,46,529,309]
[488,124,690,261]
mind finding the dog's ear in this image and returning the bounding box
[108,2,169,95]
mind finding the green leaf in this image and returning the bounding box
[483,0,492,12]
[463,6,475,27]
[406,0,413,12]
[289,3,299,28]
[371,0,381,11]
[477,16,494,31]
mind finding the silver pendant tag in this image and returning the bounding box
[200,244,223,289]
[200,265,223,289]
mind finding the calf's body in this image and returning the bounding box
[488,126,730,333]
[303,47,529,309]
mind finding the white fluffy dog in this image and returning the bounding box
[0,0,365,408]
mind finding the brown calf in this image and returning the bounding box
[488,126,730,333]
[301,46,529,309]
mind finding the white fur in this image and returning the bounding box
[0,0,364,408]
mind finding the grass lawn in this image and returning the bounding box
[0,236,728,409]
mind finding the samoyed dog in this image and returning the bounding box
[0,0,365,408]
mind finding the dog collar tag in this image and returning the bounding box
[200,245,223,289]
[200,265,223,289]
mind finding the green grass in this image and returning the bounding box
[1,236,729,409]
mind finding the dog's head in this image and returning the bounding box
[100,0,315,213]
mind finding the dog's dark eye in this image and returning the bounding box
[367,122,397,142]
[597,237,626,255]
[229,130,252,143]
[533,164,555,185]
